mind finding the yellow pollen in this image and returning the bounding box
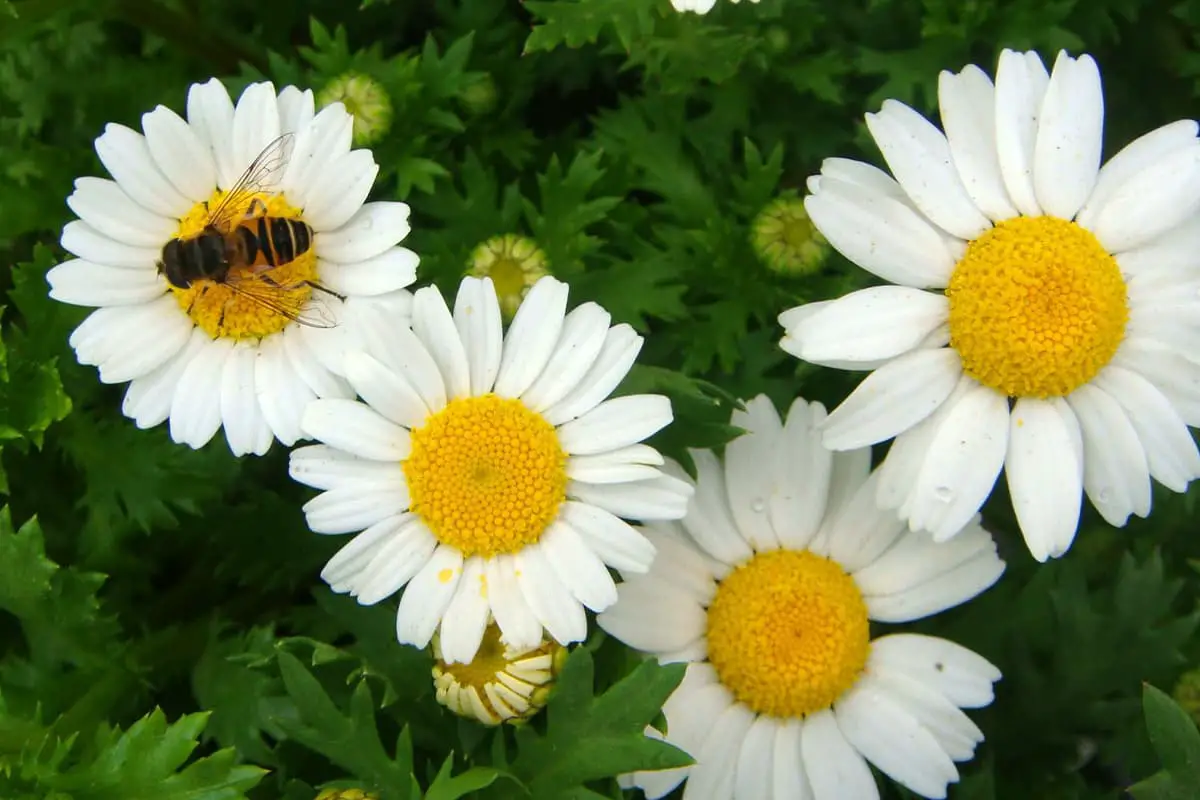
[404,394,567,557]
[168,190,317,340]
[946,216,1128,398]
[706,549,869,718]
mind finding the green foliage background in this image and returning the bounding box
[1,0,1200,797]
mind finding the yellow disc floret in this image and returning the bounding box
[404,394,567,557]
[706,549,870,719]
[168,190,317,340]
[946,216,1128,398]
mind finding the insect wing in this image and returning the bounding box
[206,133,296,232]
[223,270,338,329]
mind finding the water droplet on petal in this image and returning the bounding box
[751,498,766,513]
[933,485,954,503]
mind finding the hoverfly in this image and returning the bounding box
[158,133,342,329]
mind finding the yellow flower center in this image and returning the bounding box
[432,623,566,725]
[404,394,567,557]
[705,549,870,718]
[168,190,317,340]
[946,216,1128,398]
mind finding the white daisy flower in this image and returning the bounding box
[778,49,1200,562]
[288,275,692,664]
[47,78,418,456]
[671,0,759,13]
[597,395,1004,800]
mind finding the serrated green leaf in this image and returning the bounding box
[29,708,265,799]
[270,650,414,800]
[1137,684,1200,784]
[504,649,690,796]
[425,756,510,800]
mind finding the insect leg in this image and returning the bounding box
[247,197,268,218]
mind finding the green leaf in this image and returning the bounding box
[1129,684,1200,799]
[523,0,657,55]
[503,649,691,797]
[424,756,510,800]
[31,708,266,799]
[270,650,414,800]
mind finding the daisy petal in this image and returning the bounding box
[1068,383,1153,526]
[866,100,990,240]
[288,444,404,492]
[395,544,463,648]
[686,703,756,800]
[94,123,192,217]
[494,277,569,399]
[48,258,164,308]
[315,201,412,264]
[318,248,419,297]
[185,78,237,190]
[787,287,949,364]
[938,65,1018,221]
[725,395,783,550]
[321,514,426,591]
[1113,337,1200,426]
[521,303,611,412]
[556,395,672,456]
[302,482,410,535]
[835,677,959,798]
[804,180,955,289]
[302,398,412,461]
[567,446,664,484]
[680,449,753,567]
[906,381,1009,542]
[453,277,504,396]
[438,558,491,664]
[734,716,777,800]
[770,399,832,551]
[821,348,962,450]
[993,48,1050,217]
[304,150,379,232]
[412,285,470,399]
[1088,142,1200,253]
[141,104,216,203]
[772,720,814,800]
[822,472,907,572]
[1005,397,1083,561]
[343,351,428,429]
[230,82,281,185]
[543,323,643,426]
[800,710,879,800]
[122,327,208,429]
[865,548,1006,623]
[255,333,315,446]
[1094,366,1200,494]
[67,177,175,248]
[1032,52,1104,220]
[539,520,618,612]
[60,221,160,269]
[514,541,587,645]
[559,501,657,573]
[870,671,985,762]
[169,336,234,449]
[1077,120,1199,231]
[485,555,544,650]
[869,633,1001,708]
[220,340,272,457]
[568,475,691,522]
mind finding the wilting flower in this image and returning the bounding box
[779,49,1200,561]
[289,275,691,664]
[47,78,417,456]
[432,621,567,725]
[599,395,1004,800]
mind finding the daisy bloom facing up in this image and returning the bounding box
[597,395,1004,800]
[47,78,418,456]
[288,275,692,664]
[671,0,759,13]
[779,49,1200,561]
